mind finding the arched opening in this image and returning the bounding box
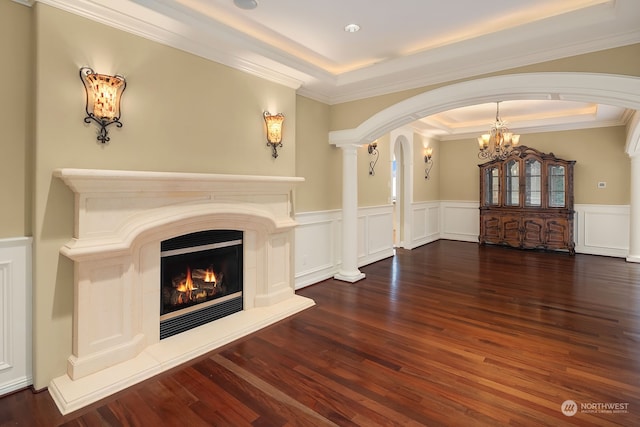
[330,73,640,149]
[390,129,414,249]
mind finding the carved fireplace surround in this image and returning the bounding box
[49,168,315,414]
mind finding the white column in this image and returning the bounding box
[627,155,640,263]
[334,144,366,282]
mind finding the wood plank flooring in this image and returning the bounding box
[2,240,640,426]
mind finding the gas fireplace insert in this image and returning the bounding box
[159,230,243,339]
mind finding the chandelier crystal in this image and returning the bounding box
[477,102,520,161]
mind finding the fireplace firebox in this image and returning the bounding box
[160,230,243,339]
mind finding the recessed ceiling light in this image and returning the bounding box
[344,23,360,33]
[234,0,258,10]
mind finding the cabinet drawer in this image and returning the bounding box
[522,218,545,248]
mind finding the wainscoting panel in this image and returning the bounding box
[359,205,395,266]
[295,206,394,289]
[409,202,440,249]
[0,237,32,396]
[294,203,631,289]
[574,204,630,257]
[294,210,340,289]
[439,201,480,243]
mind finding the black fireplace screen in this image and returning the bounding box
[160,230,243,339]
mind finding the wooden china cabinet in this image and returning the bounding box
[478,146,576,254]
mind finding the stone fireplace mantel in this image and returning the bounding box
[49,168,315,415]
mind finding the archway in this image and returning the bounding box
[390,128,414,249]
[330,72,640,281]
[331,73,640,150]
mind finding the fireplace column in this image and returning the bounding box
[334,143,366,282]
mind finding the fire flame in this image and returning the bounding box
[204,268,217,284]
[170,266,219,306]
[176,266,196,293]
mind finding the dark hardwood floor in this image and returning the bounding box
[2,240,640,426]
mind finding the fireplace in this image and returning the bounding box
[160,230,243,339]
[50,168,315,415]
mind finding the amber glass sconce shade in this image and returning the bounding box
[80,67,127,144]
[264,111,284,158]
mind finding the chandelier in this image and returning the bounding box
[477,102,520,161]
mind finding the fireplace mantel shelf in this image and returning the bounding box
[54,168,304,194]
[54,168,304,241]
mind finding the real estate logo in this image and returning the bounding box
[561,400,578,417]
[561,400,630,416]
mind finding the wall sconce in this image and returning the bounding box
[424,147,434,180]
[264,111,284,158]
[80,67,126,144]
[368,142,379,175]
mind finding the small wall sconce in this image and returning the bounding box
[368,141,379,176]
[264,111,284,158]
[79,67,127,144]
[424,147,434,180]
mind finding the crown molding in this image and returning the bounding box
[34,0,640,105]
[317,32,640,105]
[37,0,306,90]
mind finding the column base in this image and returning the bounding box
[626,255,640,263]
[334,271,366,283]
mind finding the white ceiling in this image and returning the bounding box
[38,0,640,138]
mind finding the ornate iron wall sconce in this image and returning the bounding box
[368,142,379,175]
[264,111,284,158]
[424,147,434,180]
[79,67,126,144]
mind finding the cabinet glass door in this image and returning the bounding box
[505,160,519,206]
[525,159,541,207]
[548,165,566,207]
[484,167,499,205]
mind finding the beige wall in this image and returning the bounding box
[295,95,341,211]
[31,3,297,389]
[357,132,441,208]
[358,134,390,206]
[413,134,440,202]
[520,127,630,205]
[0,1,32,237]
[439,126,630,204]
[437,138,484,201]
